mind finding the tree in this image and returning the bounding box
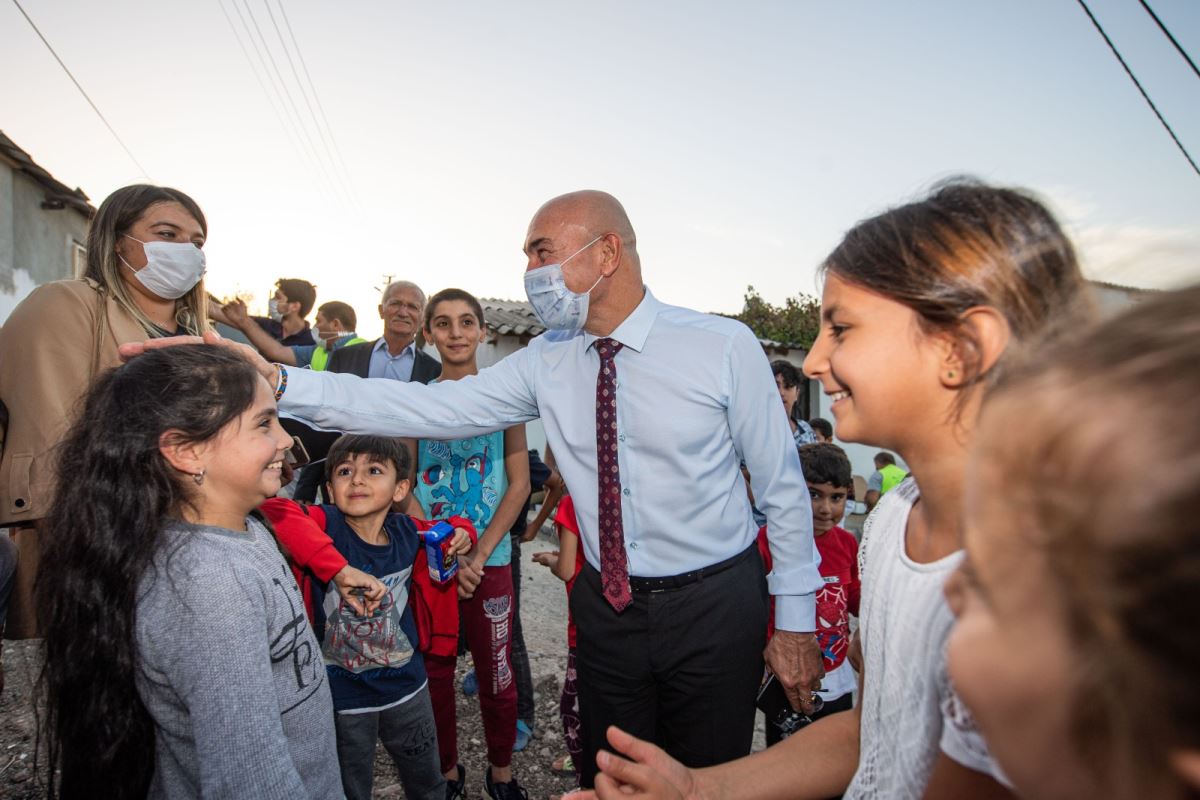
[725,286,821,349]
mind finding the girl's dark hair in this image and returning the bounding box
[823,178,1089,396]
[36,345,260,799]
[325,434,412,482]
[980,285,1200,799]
[424,288,485,331]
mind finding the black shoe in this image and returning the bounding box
[484,770,528,800]
[446,764,466,800]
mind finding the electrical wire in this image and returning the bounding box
[275,0,356,195]
[261,0,353,204]
[9,0,151,178]
[1075,0,1199,177]
[1138,0,1200,81]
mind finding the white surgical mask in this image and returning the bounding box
[312,327,353,346]
[523,236,604,332]
[119,235,206,300]
[268,298,285,322]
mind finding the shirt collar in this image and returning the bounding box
[582,286,661,354]
[373,337,415,358]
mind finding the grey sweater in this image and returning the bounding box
[135,517,343,799]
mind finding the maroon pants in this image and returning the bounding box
[427,563,516,771]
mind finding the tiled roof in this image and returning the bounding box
[481,297,806,353]
[480,297,545,337]
[0,130,94,218]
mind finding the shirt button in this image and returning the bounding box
[622,488,631,496]
[618,434,626,442]
[629,542,639,550]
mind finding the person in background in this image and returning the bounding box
[808,417,834,443]
[331,280,442,383]
[864,451,906,512]
[1,184,209,641]
[771,360,818,446]
[211,277,315,347]
[224,299,366,370]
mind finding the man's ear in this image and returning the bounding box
[941,306,1011,388]
[392,478,412,504]
[158,430,207,479]
[1171,751,1200,792]
[599,232,623,278]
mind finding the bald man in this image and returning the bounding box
[134,191,823,790]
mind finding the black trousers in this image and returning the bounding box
[571,545,768,788]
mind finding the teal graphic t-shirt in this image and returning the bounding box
[415,429,510,566]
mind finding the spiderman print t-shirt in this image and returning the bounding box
[415,429,510,566]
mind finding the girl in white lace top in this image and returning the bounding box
[584,179,1091,800]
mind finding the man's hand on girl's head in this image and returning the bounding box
[119,330,277,385]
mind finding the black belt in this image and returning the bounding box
[625,543,756,594]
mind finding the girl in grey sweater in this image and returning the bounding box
[37,345,347,799]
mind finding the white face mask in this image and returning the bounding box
[119,235,206,300]
[268,298,286,323]
[311,327,353,346]
[523,236,604,332]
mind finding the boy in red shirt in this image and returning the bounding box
[757,442,860,745]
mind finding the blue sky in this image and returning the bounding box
[3,0,1197,337]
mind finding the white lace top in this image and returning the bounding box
[844,479,999,799]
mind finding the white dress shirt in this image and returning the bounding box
[279,288,822,630]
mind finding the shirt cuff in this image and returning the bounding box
[772,593,817,633]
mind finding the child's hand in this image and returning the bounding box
[447,528,472,556]
[532,550,560,569]
[333,566,386,616]
[456,554,483,599]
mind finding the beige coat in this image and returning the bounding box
[1,279,147,637]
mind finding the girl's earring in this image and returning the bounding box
[946,370,957,380]
[193,470,205,486]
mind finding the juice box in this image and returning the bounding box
[423,521,458,582]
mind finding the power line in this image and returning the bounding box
[1138,0,1200,81]
[260,0,353,204]
[274,0,358,202]
[236,0,342,200]
[1075,0,1199,178]
[10,0,151,178]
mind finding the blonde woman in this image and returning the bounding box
[0,184,209,639]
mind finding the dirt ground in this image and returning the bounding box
[0,523,768,799]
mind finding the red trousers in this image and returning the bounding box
[426,563,516,771]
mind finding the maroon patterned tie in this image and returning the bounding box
[595,338,631,612]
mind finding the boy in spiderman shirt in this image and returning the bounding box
[756,442,860,744]
[261,434,476,800]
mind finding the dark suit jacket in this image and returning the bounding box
[327,338,442,383]
[283,339,442,481]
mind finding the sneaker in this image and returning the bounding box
[513,720,534,752]
[484,770,528,800]
[462,669,479,696]
[445,764,466,800]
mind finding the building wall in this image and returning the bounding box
[0,162,90,324]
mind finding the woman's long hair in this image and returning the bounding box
[36,345,259,799]
[84,184,210,336]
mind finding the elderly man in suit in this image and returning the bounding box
[289,281,441,501]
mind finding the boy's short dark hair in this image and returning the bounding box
[808,417,833,440]
[798,443,853,489]
[276,278,317,318]
[874,451,896,468]
[424,288,485,331]
[317,301,357,330]
[325,434,411,482]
